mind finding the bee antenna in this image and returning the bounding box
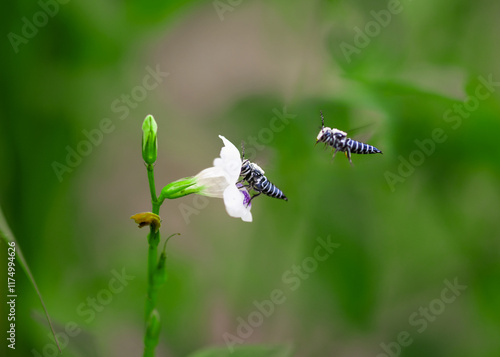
[320,110,325,128]
[241,141,245,158]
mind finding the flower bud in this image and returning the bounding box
[159,177,197,200]
[142,114,158,164]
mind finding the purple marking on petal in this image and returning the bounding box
[240,187,252,207]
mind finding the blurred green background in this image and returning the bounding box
[1,0,500,356]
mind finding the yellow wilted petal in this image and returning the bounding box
[130,212,161,232]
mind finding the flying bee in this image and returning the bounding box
[238,143,288,203]
[316,111,382,165]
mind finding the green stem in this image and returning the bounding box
[145,229,160,320]
[144,163,161,356]
[144,343,155,357]
[147,164,160,215]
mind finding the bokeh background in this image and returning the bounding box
[1,0,500,356]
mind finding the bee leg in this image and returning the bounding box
[250,192,261,202]
[331,149,339,161]
[345,150,354,166]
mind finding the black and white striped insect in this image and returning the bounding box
[316,111,382,165]
[238,144,288,203]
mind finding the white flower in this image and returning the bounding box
[193,135,252,222]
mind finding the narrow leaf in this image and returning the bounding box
[0,205,61,353]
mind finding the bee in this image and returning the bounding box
[239,143,288,203]
[316,111,382,165]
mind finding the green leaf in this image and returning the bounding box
[187,344,294,357]
[0,205,61,353]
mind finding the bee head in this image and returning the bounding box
[316,126,330,143]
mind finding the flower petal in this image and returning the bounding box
[213,135,242,183]
[223,185,252,222]
[130,212,161,232]
[217,135,241,162]
[194,167,229,198]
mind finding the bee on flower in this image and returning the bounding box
[160,136,252,222]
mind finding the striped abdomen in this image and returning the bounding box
[254,176,288,201]
[346,138,382,155]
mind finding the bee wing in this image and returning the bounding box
[346,123,378,143]
[345,123,374,135]
[247,154,269,174]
